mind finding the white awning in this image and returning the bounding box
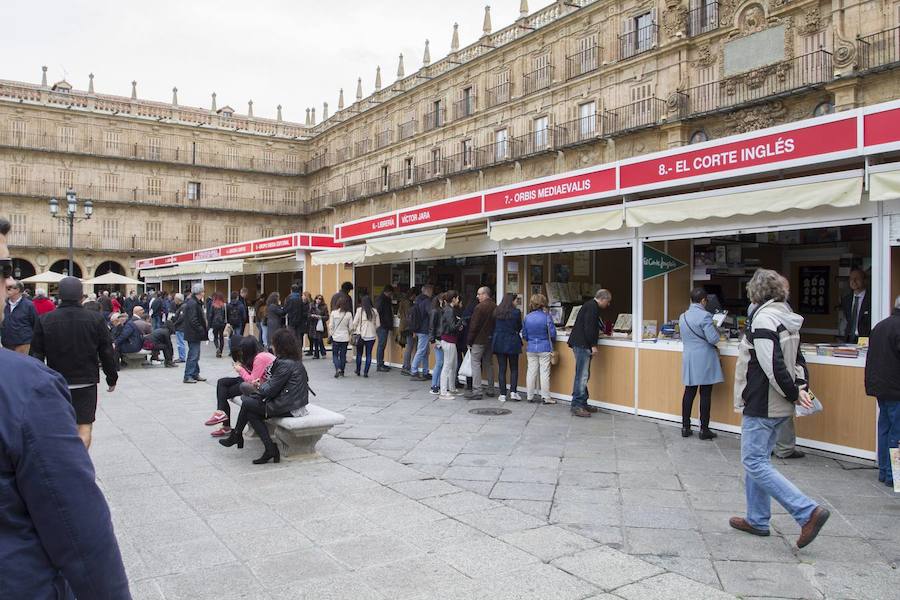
[365,229,447,257]
[310,246,366,266]
[625,176,862,228]
[140,260,244,279]
[870,170,900,202]
[489,206,624,241]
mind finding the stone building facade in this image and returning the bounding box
[2,0,899,280]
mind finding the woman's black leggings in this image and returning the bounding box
[216,376,244,427]
[213,327,225,353]
[682,384,713,429]
[496,353,519,396]
[232,397,289,445]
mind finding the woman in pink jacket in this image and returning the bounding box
[205,336,275,437]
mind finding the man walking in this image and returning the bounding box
[285,283,308,350]
[466,286,497,399]
[182,283,208,384]
[30,277,118,449]
[2,280,37,354]
[568,289,612,417]
[172,292,187,362]
[0,218,131,599]
[410,284,434,380]
[375,284,394,372]
[865,295,900,488]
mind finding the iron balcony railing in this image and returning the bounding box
[453,95,477,120]
[8,229,222,254]
[423,108,446,131]
[523,65,553,95]
[857,25,900,71]
[604,97,666,136]
[354,139,371,158]
[0,130,305,176]
[554,113,613,146]
[486,82,511,107]
[375,129,393,149]
[620,24,658,60]
[687,2,720,37]
[304,153,331,174]
[444,148,477,174]
[567,46,601,79]
[334,146,351,163]
[680,50,833,117]
[0,177,300,215]
[304,194,329,215]
[398,119,417,140]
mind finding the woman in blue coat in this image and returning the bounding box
[492,293,523,402]
[679,287,724,440]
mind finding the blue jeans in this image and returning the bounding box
[184,341,202,381]
[152,315,162,330]
[260,324,268,348]
[376,327,389,367]
[332,341,348,372]
[355,339,375,375]
[175,330,186,361]
[877,398,900,482]
[431,344,444,389]
[571,346,592,410]
[741,415,818,530]
[411,332,430,375]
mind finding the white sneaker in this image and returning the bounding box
[438,394,455,401]
[509,392,522,401]
[498,395,507,402]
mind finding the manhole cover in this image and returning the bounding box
[469,408,511,416]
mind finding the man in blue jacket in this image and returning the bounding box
[410,284,434,381]
[0,217,131,598]
[2,280,37,353]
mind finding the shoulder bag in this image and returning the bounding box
[547,315,559,365]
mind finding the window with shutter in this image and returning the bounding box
[103,173,118,193]
[9,214,26,246]
[57,126,75,150]
[9,165,26,188]
[10,120,26,145]
[261,188,275,205]
[102,219,120,249]
[59,170,74,193]
[186,223,201,244]
[533,116,549,150]
[225,226,240,244]
[148,137,162,160]
[104,131,121,155]
[146,221,162,242]
[147,178,162,197]
[495,128,509,161]
[579,102,597,138]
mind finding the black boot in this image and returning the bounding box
[699,428,718,440]
[253,441,280,464]
[681,427,693,438]
[218,432,244,448]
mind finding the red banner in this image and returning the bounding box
[252,235,294,252]
[864,107,900,148]
[338,214,397,240]
[310,235,342,248]
[620,118,857,189]
[483,168,615,214]
[398,196,481,229]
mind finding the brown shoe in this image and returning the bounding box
[571,407,592,418]
[585,405,599,413]
[797,506,830,548]
[729,517,770,537]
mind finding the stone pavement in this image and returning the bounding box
[93,344,900,600]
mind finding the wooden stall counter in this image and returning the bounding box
[548,336,635,410]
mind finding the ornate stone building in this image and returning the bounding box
[2,0,898,280]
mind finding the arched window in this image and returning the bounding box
[689,130,709,144]
[813,101,834,117]
[49,259,83,278]
[95,260,126,277]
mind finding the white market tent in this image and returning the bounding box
[82,272,143,287]
[21,271,71,284]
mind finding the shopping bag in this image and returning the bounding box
[316,319,324,332]
[795,390,823,417]
[891,447,900,493]
[458,350,473,378]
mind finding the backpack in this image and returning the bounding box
[409,298,424,331]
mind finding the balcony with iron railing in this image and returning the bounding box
[687,2,719,36]
[857,26,900,72]
[375,129,393,149]
[0,130,306,176]
[680,50,833,118]
[334,146,351,163]
[423,108,446,131]
[8,228,222,254]
[354,138,371,158]
[398,119,417,140]
[0,177,301,215]
[486,82,511,107]
[444,148,478,175]
[554,113,612,146]
[604,97,666,136]
[619,24,658,60]
[523,65,554,95]
[453,95,477,120]
[304,153,331,174]
[567,46,601,79]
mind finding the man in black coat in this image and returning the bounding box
[30,277,118,449]
[865,295,900,488]
[567,289,612,417]
[182,283,208,384]
[330,281,354,312]
[374,284,395,372]
[284,284,308,345]
[840,269,871,344]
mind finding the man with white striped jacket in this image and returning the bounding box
[730,269,829,549]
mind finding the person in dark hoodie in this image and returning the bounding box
[30,276,119,449]
[1,280,37,353]
[0,218,131,600]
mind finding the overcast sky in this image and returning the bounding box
[4,0,556,124]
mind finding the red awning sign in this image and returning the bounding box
[484,168,616,214]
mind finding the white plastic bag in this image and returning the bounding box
[795,390,823,417]
[458,350,473,378]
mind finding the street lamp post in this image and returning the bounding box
[49,188,92,277]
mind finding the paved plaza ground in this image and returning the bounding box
[94,345,900,600]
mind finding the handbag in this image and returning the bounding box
[458,350,473,378]
[547,315,559,365]
[315,318,324,333]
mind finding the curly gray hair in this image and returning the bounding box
[746,269,789,305]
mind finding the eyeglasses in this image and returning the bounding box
[6,286,17,291]
[0,258,12,279]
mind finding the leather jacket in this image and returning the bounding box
[256,358,309,417]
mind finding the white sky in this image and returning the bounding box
[4,0,556,124]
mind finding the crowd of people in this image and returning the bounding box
[2,207,899,599]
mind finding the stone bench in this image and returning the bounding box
[122,350,153,367]
[227,398,345,457]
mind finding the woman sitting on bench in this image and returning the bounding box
[219,329,310,464]
[205,336,275,438]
